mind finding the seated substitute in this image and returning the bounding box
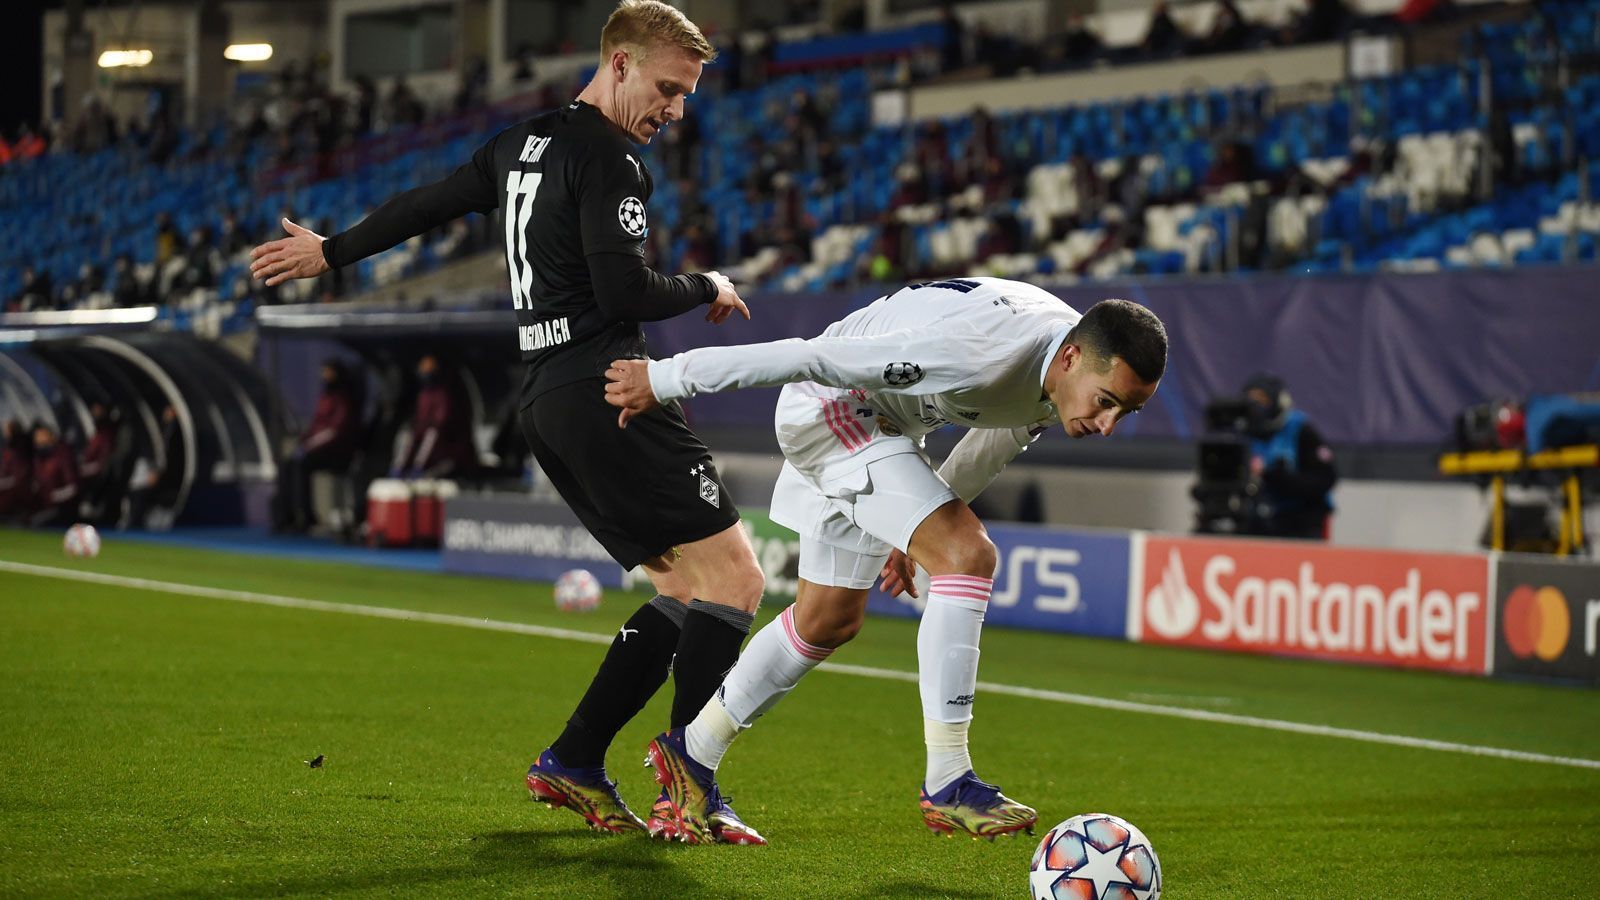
[604,278,1167,842]
[274,359,361,532]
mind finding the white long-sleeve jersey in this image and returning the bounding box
[648,277,1081,502]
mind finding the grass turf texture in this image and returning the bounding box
[1,527,1597,898]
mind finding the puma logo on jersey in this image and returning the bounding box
[624,153,643,181]
[619,626,639,641]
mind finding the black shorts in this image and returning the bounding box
[518,377,740,569]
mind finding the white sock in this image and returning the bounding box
[684,604,832,770]
[918,574,991,794]
[925,719,972,795]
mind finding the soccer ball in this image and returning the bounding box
[554,568,602,612]
[63,523,101,559]
[1029,813,1162,900]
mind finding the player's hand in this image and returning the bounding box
[878,549,919,599]
[703,271,750,325]
[250,218,331,286]
[604,358,659,429]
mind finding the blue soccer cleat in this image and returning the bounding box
[644,729,766,846]
[920,770,1038,840]
[525,748,646,834]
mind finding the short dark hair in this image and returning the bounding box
[1066,299,1168,384]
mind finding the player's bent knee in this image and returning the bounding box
[926,533,997,578]
[819,614,863,648]
[796,598,865,648]
[700,559,764,612]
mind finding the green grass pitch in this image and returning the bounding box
[2,527,1597,897]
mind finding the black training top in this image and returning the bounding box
[321,100,717,405]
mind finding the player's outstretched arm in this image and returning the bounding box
[254,150,499,286]
[250,218,329,286]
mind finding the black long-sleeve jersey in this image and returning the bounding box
[320,100,716,405]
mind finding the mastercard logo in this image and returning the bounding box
[1502,585,1570,661]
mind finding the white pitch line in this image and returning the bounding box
[5,559,1598,772]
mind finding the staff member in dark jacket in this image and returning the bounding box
[274,359,362,532]
[391,354,476,479]
[29,423,80,527]
[0,419,33,521]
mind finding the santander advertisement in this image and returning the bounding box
[1131,536,1491,674]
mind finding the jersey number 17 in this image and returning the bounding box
[504,171,542,310]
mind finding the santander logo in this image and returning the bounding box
[1144,549,1201,639]
[1140,539,1488,671]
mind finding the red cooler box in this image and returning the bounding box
[367,479,414,547]
[411,479,459,547]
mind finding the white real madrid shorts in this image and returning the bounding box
[769,382,958,589]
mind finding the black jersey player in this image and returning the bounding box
[250,0,767,845]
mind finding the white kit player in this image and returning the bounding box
[608,278,1167,844]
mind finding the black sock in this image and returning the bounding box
[549,597,683,769]
[669,600,755,729]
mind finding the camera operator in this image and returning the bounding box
[1193,373,1337,539]
[1240,373,1337,539]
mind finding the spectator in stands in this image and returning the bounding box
[154,213,181,267]
[1396,0,1452,26]
[0,420,32,522]
[69,94,118,153]
[454,58,490,115]
[1204,140,1258,191]
[74,262,107,309]
[1241,373,1337,539]
[1281,0,1351,45]
[1201,0,1253,54]
[510,44,538,84]
[1142,1,1188,58]
[866,214,908,283]
[28,423,80,527]
[384,78,426,131]
[109,254,143,307]
[940,5,971,73]
[11,124,47,162]
[1043,14,1105,71]
[78,401,125,525]
[218,212,252,256]
[10,266,53,312]
[177,226,223,293]
[391,355,476,479]
[274,359,362,533]
[351,76,379,136]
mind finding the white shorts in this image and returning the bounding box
[770,383,958,590]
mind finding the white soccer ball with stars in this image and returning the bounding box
[63,523,101,559]
[1030,813,1162,900]
[554,568,602,612]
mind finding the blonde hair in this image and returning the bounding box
[600,0,717,67]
